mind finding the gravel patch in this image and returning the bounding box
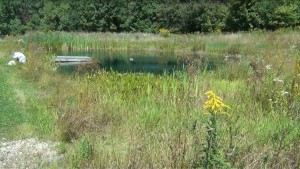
[0,138,63,169]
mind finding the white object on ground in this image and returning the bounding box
[12,52,26,63]
[8,60,16,65]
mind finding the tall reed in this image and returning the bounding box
[23,31,300,56]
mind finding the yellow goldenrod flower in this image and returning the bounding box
[203,90,231,115]
[158,28,171,37]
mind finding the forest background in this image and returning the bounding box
[1,0,300,36]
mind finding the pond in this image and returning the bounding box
[56,50,226,74]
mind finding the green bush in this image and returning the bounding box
[270,5,299,29]
[226,0,260,31]
[185,2,228,33]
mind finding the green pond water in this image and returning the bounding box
[56,50,226,74]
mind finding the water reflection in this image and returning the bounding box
[56,50,227,74]
[56,50,184,74]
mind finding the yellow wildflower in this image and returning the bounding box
[158,28,171,37]
[203,90,231,115]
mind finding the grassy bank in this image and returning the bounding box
[24,29,300,56]
[0,43,54,139]
[1,30,300,168]
[0,53,26,138]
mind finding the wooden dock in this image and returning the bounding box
[55,56,92,65]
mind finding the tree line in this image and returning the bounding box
[0,0,299,35]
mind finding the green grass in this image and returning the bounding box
[1,30,300,168]
[0,65,26,138]
[0,48,54,139]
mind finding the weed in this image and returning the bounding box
[191,41,206,53]
[71,136,94,168]
[227,43,241,55]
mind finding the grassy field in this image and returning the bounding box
[0,52,26,138]
[0,46,54,139]
[1,30,300,168]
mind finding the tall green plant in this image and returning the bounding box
[202,91,231,168]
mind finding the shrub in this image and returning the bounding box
[270,5,299,29]
[185,2,228,33]
[226,0,260,31]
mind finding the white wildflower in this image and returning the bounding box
[17,39,24,44]
[224,55,229,61]
[273,78,284,83]
[290,45,297,49]
[265,65,272,70]
[281,90,289,96]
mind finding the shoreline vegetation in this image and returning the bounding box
[0,30,299,168]
[22,29,300,54]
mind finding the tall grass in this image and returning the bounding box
[0,64,26,138]
[0,40,55,139]
[1,30,300,168]
[24,30,300,56]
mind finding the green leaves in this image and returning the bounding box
[0,0,300,35]
[271,5,299,28]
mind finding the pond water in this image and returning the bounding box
[56,50,226,74]
[56,50,180,74]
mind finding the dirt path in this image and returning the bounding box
[0,138,63,169]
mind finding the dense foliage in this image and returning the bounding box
[0,0,300,35]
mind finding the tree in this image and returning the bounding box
[0,1,25,35]
[226,0,259,31]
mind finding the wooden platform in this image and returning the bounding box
[55,56,93,65]
[55,56,91,62]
